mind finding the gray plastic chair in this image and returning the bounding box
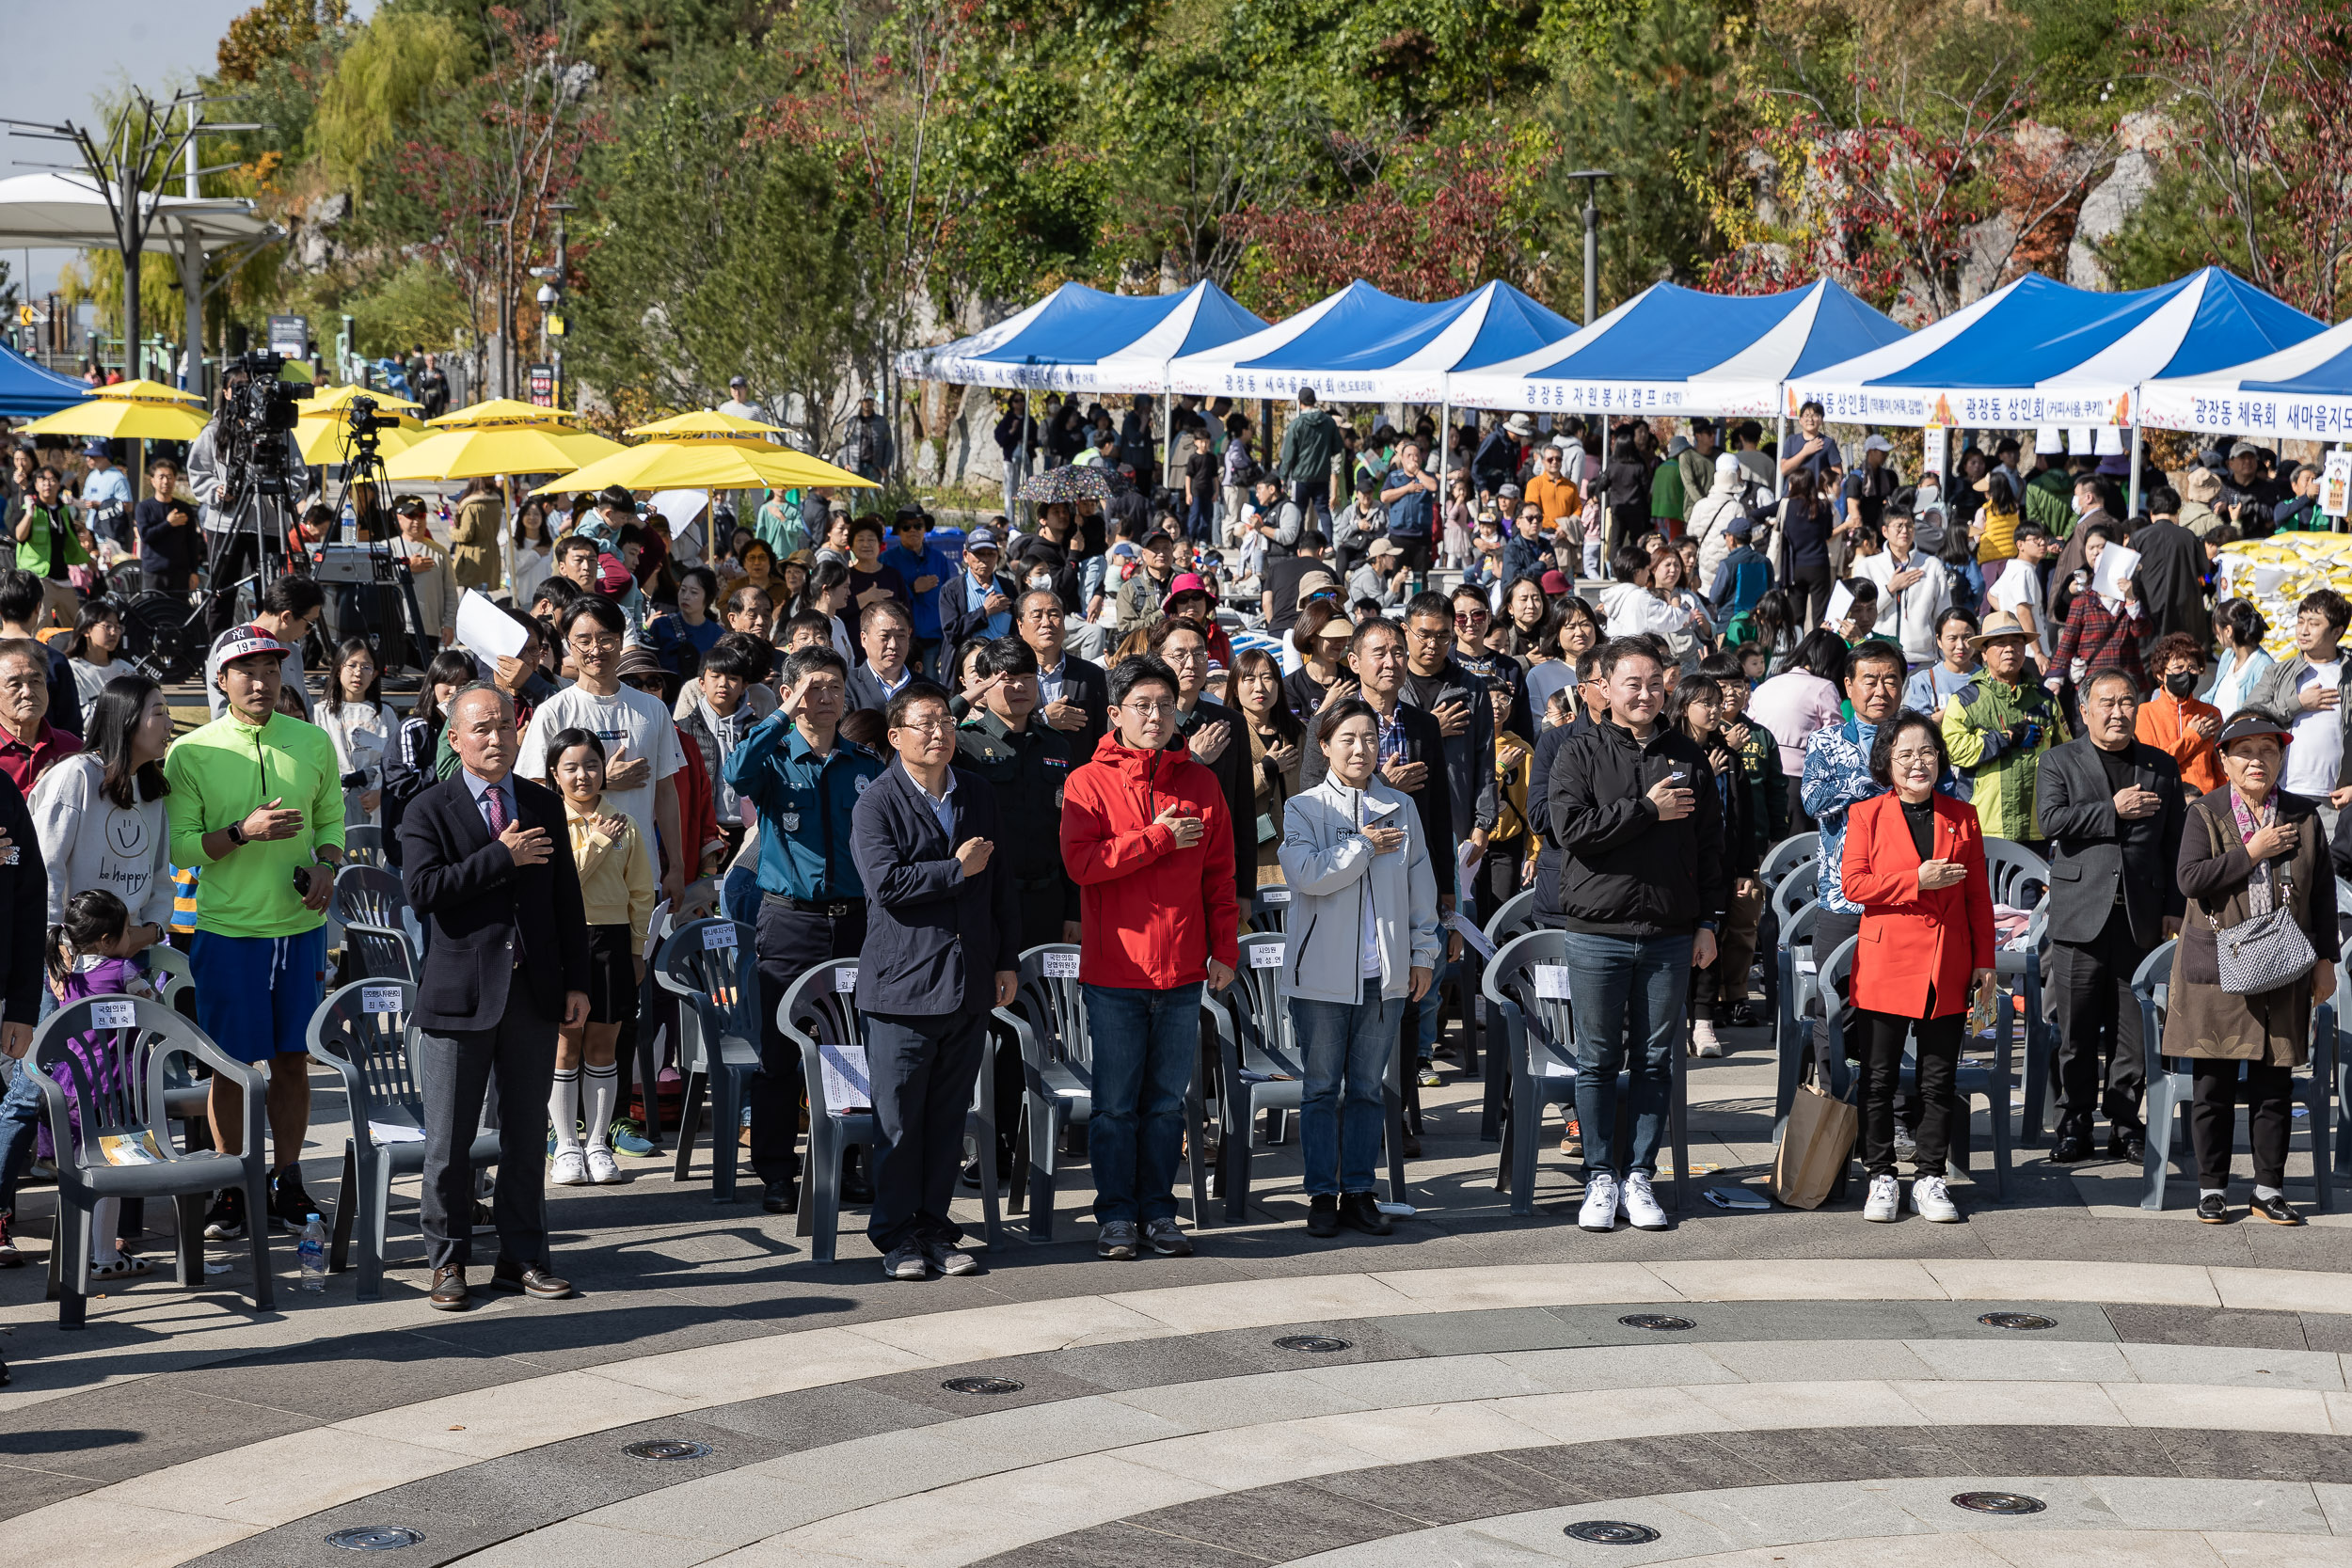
[26,996,271,1326]
[1483,929,1691,1215]
[1248,884,1293,935]
[1758,832,1820,897]
[334,864,418,982]
[781,958,1004,1264]
[1208,931,1406,1221]
[994,943,1209,1242]
[654,917,759,1201]
[310,978,501,1300]
[1475,888,1543,1141]
[1485,889,1538,950]
[341,825,387,869]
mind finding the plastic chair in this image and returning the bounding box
[1772,899,1825,1112]
[342,825,387,869]
[310,978,502,1300]
[1484,929,1691,1216]
[334,864,419,982]
[1758,832,1820,897]
[2138,940,2335,1212]
[779,958,1004,1264]
[1485,889,1538,950]
[623,910,674,1151]
[654,916,760,1201]
[1208,931,1406,1221]
[1248,884,1294,934]
[26,996,272,1326]
[1475,888,1542,1143]
[995,944,1210,1242]
[1772,912,1840,1141]
[1980,838,2051,912]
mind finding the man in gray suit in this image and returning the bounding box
[2032,668,2185,1165]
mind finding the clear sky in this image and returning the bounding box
[0,0,375,297]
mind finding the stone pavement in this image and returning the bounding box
[1,1020,2346,1568]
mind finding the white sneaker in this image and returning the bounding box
[1619,1171,1670,1230]
[1579,1173,1619,1232]
[1691,1019,1724,1058]
[584,1147,624,1185]
[1910,1175,1962,1223]
[549,1149,588,1186]
[1863,1173,1899,1223]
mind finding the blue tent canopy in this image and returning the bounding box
[1788,267,2326,429]
[2140,314,2352,439]
[895,280,1266,394]
[0,344,97,419]
[1447,278,1905,417]
[1166,280,1577,403]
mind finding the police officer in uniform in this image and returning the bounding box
[722,643,884,1213]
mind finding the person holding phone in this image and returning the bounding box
[724,644,885,1216]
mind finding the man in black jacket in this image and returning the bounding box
[2033,670,2185,1164]
[850,682,1021,1280]
[1018,588,1108,759]
[0,765,51,1266]
[399,686,590,1311]
[1548,637,1725,1235]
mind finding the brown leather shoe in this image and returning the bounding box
[490,1260,572,1299]
[428,1265,469,1311]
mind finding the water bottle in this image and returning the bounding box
[298,1212,327,1292]
[339,501,357,546]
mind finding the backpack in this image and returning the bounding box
[1223,439,1259,489]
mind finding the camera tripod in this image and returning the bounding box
[329,404,434,677]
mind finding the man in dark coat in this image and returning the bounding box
[2129,487,2210,653]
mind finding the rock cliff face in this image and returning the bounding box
[2068,113,2171,290]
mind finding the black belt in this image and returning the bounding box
[766,892,861,919]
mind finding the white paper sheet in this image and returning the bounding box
[1534,964,1571,1001]
[1042,951,1080,978]
[1249,943,1284,969]
[1446,911,1497,963]
[2090,542,2139,610]
[454,589,528,663]
[1821,580,1855,630]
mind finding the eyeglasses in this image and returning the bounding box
[1120,698,1176,716]
[568,633,622,653]
[894,716,957,735]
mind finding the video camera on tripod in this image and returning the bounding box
[215,349,302,511]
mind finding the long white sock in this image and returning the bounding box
[90,1196,121,1264]
[548,1069,581,1155]
[582,1063,618,1151]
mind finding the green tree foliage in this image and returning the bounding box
[314,8,474,197]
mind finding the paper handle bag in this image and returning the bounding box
[1769,1082,1855,1210]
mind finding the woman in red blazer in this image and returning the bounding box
[1839,710,1997,1225]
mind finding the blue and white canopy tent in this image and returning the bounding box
[2137,314,2352,442]
[1784,267,2327,510]
[1446,278,1906,420]
[893,279,1266,395]
[0,343,102,419]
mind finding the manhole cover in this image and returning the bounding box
[1273,1335,1353,1353]
[941,1375,1025,1395]
[1564,1520,1661,1544]
[326,1527,424,1551]
[1618,1314,1695,1332]
[1952,1491,2046,1515]
[1978,1312,2057,1331]
[622,1439,711,1461]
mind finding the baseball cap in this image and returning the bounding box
[1162,572,1212,610]
[1716,452,1742,480]
[1862,434,1894,454]
[965,527,1001,552]
[1539,569,1570,595]
[1726,513,1756,538]
[215,624,292,664]
[1139,529,1173,549]
[729,374,748,388]
[1367,537,1402,559]
[1498,483,1522,499]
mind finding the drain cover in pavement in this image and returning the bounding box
[1952,1491,2047,1514]
[1978,1312,2057,1331]
[1564,1520,1661,1544]
[326,1527,424,1551]
[941,1375,1025,1395]
[1273,1335,1353,1353]
[1618,1314,1695,1331]
[623,1439,712,1461]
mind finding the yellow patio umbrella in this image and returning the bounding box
[297,383,423,415]
[384,424,627,483]
[425,397,580,430]
[87,378,204,406]
[23,396,208,441]
[292,415,429,466]
[532,440,874,497]
[623,408,791,446]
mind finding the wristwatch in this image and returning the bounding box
[225,821,246,847]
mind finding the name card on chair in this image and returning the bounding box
[1260,888,1290,904]
[1042,951,1080,979]
[360,986,404,1015]
[834,966,859,993]
[704,924,739,951]
[1534,964,1571,1001]
[1249,943,1285,969]
[90,1000,137,1028]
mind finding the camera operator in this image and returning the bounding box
[185,355,309,649]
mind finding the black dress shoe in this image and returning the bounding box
[2049,1131,2092,1164]
[429,1265,469,1310]
[2251,1192,2304,1226]
[1338,1192,1392,1236]
[840,1150,874,1204]
[490,1260,573,1298]
[761,1179,798,1214]
[2107,1127,2146,1164]
[1401,1132,1422,1160]
[2197,1192,2231,1224]
[1305,1195,1340,1238]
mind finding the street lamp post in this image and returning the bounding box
[1563,168,1614,327]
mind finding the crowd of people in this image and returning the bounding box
[0,373,2339,1317]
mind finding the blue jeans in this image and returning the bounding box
[1083,982,1201,1226]
[1410,957,1460,1062]
[0,1064,41,1216]
[1561,931,1692,1180]
[1291,980,1400,1196]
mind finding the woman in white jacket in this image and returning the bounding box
[1277,697,1442,1241]
[29,675,175,948]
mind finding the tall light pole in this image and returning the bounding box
[1564,168,1614,325]
[529,201,571,406]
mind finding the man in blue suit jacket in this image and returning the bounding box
[850,680,1021,1280]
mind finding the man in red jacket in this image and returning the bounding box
[1061,653,1239,1260]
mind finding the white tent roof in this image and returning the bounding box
[0,171,269,251]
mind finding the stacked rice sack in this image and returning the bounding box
[2213,533,2352,660]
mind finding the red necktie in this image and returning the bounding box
[485,785,508,834]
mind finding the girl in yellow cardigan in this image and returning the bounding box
[547,726,656,1187]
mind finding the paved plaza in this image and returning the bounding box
[0,1017,2345,1568]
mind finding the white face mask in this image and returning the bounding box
[2072,492,2091,515]
[1028,573,1052,591]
